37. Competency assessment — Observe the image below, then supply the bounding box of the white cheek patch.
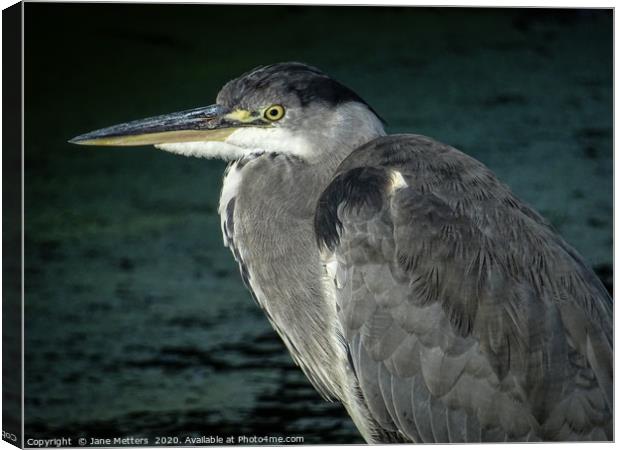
[154,128,313,161]
[155,141,250,160]
[225,127,314,158]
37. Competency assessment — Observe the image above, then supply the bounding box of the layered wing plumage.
[315,134,612,442]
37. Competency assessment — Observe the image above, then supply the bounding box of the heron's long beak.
[69,104,264,147]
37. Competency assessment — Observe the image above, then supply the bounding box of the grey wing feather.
[315,134,613,442]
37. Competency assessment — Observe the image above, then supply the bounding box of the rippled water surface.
[21,5,611,445]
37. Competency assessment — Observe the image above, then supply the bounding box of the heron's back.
[315,133,612,442]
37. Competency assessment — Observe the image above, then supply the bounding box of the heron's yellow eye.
[264,104,285,121]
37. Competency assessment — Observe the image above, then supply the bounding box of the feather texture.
[315,134,613,442]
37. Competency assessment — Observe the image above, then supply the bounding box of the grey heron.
[70,62,612,442]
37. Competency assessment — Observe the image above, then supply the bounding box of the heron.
[70,62,612,442]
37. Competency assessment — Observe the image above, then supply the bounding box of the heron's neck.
[217,155,337,397]
[216,152,369,402]
[216,105,384,399]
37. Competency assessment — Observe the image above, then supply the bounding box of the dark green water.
[23,5,612,445]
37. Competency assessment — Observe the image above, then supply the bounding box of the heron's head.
[70,62,385,162]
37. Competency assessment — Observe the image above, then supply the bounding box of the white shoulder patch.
[388,170,408,193]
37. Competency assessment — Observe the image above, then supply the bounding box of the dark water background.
[22,4,612,445]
